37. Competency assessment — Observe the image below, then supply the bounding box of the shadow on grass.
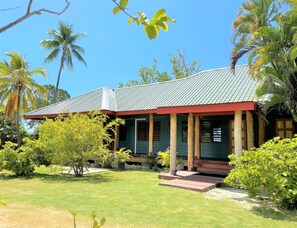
[0,171,117,184]
[251,204,297,222]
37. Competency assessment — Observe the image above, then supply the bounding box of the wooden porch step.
[196,167,230,176]
[194,159,232,175]
[159,174,224,192]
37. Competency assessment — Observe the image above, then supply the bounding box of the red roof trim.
[24,102,256,119]
[116,109,156,116]
[156,102,256,114]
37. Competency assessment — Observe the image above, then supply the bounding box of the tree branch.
[0,6,22,12]
[0,0,70,34]
[112,0,135,20]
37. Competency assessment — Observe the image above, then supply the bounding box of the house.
[24,65,297,175]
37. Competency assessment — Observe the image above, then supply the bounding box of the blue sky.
[0,0,245,97]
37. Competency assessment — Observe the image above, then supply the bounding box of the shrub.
[225,136,297,210]
[38,111,123,177]
[115,148,132,169]
[156,150,170,172]
[0,141,35,176]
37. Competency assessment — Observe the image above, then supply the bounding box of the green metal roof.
[25,65,258,117]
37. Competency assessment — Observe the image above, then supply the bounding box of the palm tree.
[0,52,47,146]
[40,21,87,94]
[231,0,297,120]
[231,0,280,70]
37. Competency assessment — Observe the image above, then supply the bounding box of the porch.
[113,104,259,175]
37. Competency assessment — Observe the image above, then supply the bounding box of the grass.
[0,167,297,227]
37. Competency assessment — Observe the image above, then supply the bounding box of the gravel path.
[205,187,260,209]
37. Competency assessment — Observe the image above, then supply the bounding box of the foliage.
[94,150,115,169]
[112,1,176,39]
[40,21,87,93]
[91,211,106,228]
[141,155,159,171]
[0,141,35,176]
[156,150,170,167]
[232,0,297,121]
[38,112,122,177]
[115,148,132,169]
[0,112,28,148]
[26,84,71,130]
[0,52,46,146]
[225,136,297,210]
[119,49,202,87]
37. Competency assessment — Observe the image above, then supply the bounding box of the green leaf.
[159,16,176,23]
[113,6,121,15]
[152,8,166,20]
[127,17,133,25]
[119,0,128,9]
[155,21,168,32]
[100,217,106,226]
[145,24,158,40]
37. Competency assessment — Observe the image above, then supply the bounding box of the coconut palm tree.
[0,52,47,146]
[231,0,280,70]
[40,21,87,94]
[232,0,297,120]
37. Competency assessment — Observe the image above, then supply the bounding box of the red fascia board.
[116,109,156,116]
[156,102,256,114]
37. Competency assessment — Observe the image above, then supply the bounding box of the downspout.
[134,118,146,154]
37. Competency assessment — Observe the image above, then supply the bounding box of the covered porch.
[113,101,262,175]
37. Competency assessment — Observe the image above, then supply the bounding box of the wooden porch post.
[113,116,119,151]
[194,115,200,159]
[148,113,154,156]
[246,111,254,150]
[170,114,177,175]
[187,113,194,170]
[234,111,243,156]
[258,113,265,146]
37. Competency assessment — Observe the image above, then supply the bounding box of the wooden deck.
[158,171,224,192]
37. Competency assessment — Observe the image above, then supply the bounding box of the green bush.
[0,141,35,176]
[156,150,170,172]
[115,148,132,169]
[142,155,159,171]
[225,136,297,210]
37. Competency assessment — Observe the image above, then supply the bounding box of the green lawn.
[0,167,297,228]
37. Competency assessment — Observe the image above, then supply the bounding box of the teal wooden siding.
[119,114,236,160]
[118,115,170,154]
[200,116,231,160]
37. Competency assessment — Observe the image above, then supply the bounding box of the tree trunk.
[55,57,64,95]
[16,88,21,147]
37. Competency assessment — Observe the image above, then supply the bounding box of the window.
[182,121,188,142]
[119,125,127,141]
[201,120,222,143]
[276,119,294,138]
[138,121,160,141]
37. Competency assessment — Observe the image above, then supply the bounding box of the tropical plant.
[232,0,297,121]
[156,149,170,172]
[40,21,87,93]
[0,52,46,146]
[38,111,123,177]
[115,148,132,169]
[225,136,297,210]
[0,112,28,147]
